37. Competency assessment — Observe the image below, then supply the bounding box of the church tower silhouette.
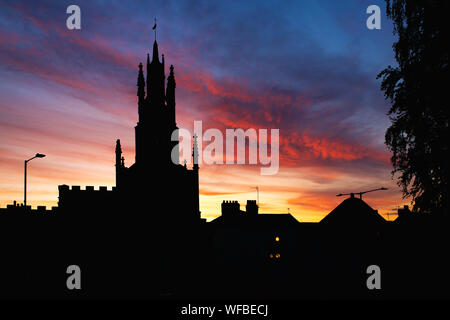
[115,40,200,223]
[59,40,201,225]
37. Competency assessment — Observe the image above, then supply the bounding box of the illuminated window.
[275,236,280,242]
[275,253,280,259]
[269,253,274,259]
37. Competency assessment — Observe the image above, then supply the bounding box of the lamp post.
[24,153,46,207]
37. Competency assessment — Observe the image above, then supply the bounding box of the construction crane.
[336,187,388,200]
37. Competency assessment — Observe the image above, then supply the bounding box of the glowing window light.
[269,253,274,259]
[275,236,280,242]
[275,253,280,259]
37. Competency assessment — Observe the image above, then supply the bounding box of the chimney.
[246,200,258,215]
[221,200,240,217]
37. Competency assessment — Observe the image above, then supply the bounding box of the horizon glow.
[0,0,408,221]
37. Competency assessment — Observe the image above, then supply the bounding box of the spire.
[152,40,160,63]
[168,64,175,82]
[137,62,145,101]
[115,139,123,187]
[162,54,165,95]
[146,28,164,105]
[192,134,199,170]
[146,53,151,98]
[115,139,122,167]
[192,134,200,217]
[116,139,122,153]
[166,64,176,124]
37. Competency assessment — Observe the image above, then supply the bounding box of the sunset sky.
[0,0,408,221]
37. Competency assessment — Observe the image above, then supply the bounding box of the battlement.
[58,184,117,210]
[0,201,58,215]
[58,185,116,192]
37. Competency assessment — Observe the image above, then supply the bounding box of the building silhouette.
[320,195,386,229]
[58,40,201,225]
[1,39,449,300]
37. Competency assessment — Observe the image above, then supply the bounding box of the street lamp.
[24,153,46,207]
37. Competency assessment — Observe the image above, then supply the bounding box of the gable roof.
[320,197,386,227]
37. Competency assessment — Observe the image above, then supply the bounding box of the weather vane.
[153,17,157,41]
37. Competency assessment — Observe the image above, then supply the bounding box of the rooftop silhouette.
[0,36,449,300]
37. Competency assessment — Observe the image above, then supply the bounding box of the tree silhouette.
[378,0,449,214]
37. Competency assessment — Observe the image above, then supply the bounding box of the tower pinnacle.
[115,139,122,162]
[167,64,176,124]
[146,53,151,96]
[193,134,199,169]
[137,62,145,100]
